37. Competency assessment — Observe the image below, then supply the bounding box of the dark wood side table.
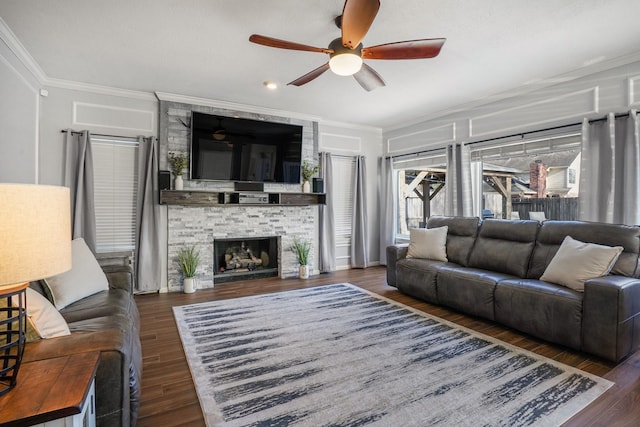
[0,352,99,427]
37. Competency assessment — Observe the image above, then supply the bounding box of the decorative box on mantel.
[160,190,326,207]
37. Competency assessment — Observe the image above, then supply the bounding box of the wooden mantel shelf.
[160,190,326,207]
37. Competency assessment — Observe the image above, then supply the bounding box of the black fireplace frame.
[213,236,279,284]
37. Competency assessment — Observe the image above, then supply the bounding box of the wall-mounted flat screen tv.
[190,112,303,184]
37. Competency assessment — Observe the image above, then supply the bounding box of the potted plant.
[290,238,311,279]
[168,152,187,190]
[177,245,200,293]
[301,160,318,193]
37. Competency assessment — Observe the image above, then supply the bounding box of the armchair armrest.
[582,275,640,362]
[386,245,408,287]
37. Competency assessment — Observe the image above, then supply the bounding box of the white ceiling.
[2,0,640,129]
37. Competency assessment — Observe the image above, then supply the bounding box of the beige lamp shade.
[0,184,72,287]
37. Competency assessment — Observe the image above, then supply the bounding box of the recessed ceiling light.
[263,81,278,90]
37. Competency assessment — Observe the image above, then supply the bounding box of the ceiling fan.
[249,0,446,91]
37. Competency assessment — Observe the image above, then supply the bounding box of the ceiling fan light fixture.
[329,53,363,76]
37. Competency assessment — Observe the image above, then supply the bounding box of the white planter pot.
[302,180,311,193]
[183,277,196,293]
[174,175,184,191]
[299,265,309,279]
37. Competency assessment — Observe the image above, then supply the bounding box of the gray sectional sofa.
[27,264,141,427]
[386,216,640,362]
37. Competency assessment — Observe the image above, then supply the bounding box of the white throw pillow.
[406,226,448,262]
[540,236,623,292]
[44,238,109,310]
[24,287,71,339]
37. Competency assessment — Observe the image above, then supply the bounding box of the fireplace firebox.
[213,236,279,283]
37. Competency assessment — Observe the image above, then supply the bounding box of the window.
[92,137,139,253]
[332,156,355,269]
[393,152,447,238]
[469,129,582,220]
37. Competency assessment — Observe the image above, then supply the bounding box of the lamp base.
[0,282,28,396]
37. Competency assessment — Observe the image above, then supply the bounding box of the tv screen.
[190,112,303,184]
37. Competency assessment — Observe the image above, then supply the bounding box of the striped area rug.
[173,283,612,426]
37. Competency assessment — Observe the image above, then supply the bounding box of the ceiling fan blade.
[249,34,333,54]
[362,38,446,60]
[353,63,385,91]
[341,0,380,49]
[288,63,331,86]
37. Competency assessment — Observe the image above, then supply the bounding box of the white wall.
[0,30,41,183]
[384,60,640,155]
[38,86,158,185]
[319,121,383,266]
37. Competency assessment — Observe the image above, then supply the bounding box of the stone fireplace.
[213,236,279,283]
[166,205,316,291]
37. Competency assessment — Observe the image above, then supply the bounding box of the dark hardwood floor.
[136,266,640,426]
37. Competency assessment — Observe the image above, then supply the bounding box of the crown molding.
[0,16,47,85]
[318,119,382,134]
[1,16,156,101]
[46,77,157,101]
[155,91,321,123]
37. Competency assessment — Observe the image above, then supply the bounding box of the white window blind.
[332,156,355,249]
[92,138,139,253]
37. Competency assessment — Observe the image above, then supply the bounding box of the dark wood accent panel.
[279,192,326,205]
[160,190,223,206]
[136,267,640,427]
[160,190,325,206]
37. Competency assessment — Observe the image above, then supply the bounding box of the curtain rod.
[388,111,632,160]
[61,130,156,140]
[387,146,445,160]
[322,153,356,159]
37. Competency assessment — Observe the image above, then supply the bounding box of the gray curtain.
[378,156,395,265]
[579,110,640,224]
[135,136,162,292]
[351,155,369,268]
[319,152,336,272]
[64,129,97,253]
[445,143,473,216]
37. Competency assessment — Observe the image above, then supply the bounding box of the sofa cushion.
[528,220,640,279]
[495,278,583,350]
[406,226,448,261]
[540,236,623,291]
[436,265,516,320]
[468,219,539,278]
[427,216,480,267]
[44,238,109,310]
[396,258,449,304]
[59,288,134,324]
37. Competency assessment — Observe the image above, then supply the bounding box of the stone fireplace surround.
[167,205,315,290]
[159,100,319,291]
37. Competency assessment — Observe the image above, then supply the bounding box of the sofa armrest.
[97,252,134,294]
[582,275,640,362]
[102,265,134,294]
[386,245,408,287]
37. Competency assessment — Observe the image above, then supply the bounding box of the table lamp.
[0,184,71,395]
